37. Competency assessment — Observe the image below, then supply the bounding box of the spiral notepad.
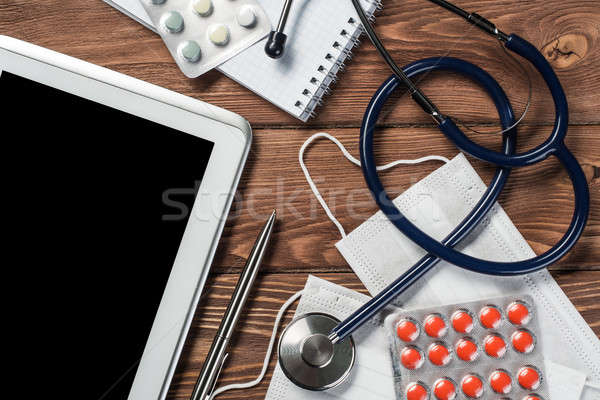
[104,0,383,121]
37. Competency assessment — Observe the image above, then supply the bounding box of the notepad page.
[218,0,381,121]
[103,0,382,121]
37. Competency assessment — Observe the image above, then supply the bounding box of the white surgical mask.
[294,133,600,399]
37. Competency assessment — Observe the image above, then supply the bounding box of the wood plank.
[4,3,598,398]
[166,271,600,399]
[4,2,599,399]
[1,0,598,126]
[210,125,599,272]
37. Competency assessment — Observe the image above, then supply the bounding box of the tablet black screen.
[1,71,214,399]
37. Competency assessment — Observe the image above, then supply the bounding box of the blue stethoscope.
[274,0,590,391]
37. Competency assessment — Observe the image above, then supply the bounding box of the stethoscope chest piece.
[278,313,355,391]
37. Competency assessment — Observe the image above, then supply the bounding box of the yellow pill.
[192,0,213,17]
[208,24,230,46]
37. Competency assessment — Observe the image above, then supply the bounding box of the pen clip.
[206,353,229,400]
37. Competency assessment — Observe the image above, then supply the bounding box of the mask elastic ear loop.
[208,290,305,400]
[299,132,450,238]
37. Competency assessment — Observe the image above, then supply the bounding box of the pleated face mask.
[293,133,600,399]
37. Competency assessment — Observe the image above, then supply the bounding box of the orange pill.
[512,329,535,353]
[489,370,512,394]
[461,374,484,398]
[424,314,448,338]
[479,306,502,329]
[397,319,420,342]
[405,382,429,400]
[428,342,451,366]
[451,310,474,334]
[401,346,424,370]
[456,338,479,362]
[508,302,531,325]
[523,396,543,400]
[518,366,541,390]
[433,378,457,400]
[484,334,507,358]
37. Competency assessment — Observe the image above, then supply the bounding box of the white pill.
[192,0,213,17]
[236,5,257,28]
[180,40,202,62]
[163,11,184,33]
[208,24,230,46]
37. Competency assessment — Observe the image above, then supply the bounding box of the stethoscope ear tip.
[278,312,355,390]
[265,31,288,59]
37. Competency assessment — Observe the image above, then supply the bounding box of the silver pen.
[190,210,277,400]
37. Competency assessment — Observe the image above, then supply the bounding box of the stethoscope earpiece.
[265,31,287,59]
[265,0,293,59]
[278,313,355,391]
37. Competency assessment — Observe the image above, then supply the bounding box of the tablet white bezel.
[0,36,251,400]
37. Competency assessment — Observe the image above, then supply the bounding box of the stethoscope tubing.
[330,56,517,343]
[438,34,568,167]
[359,35,589,276]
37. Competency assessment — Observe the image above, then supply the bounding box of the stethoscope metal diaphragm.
[278,313,355,391]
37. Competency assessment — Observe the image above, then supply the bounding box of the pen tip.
[267,209,277,226]
[262,209,277,235]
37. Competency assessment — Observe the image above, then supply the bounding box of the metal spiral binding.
[298,0,384,121]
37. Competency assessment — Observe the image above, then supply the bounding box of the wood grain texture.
[166,271,600,399]
[212,125,599,272]
[2,2,598,399]
[1,0,599,126]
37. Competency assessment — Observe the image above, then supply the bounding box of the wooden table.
[3,1,598,398]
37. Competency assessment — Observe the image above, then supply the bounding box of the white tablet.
[0,36,250,400]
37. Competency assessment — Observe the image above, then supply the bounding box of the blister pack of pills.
[384,295,548,400]
[140,0,271,78]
